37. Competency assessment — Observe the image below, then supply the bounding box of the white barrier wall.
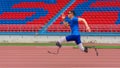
[0,35,120,43]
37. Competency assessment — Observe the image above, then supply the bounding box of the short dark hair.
[69,10,76,16]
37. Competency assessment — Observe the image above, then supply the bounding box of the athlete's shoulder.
[72,16,78,22]
[64,16,70,22]
[73,16,78,19]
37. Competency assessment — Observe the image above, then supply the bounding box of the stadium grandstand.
[0,0,120,43]
[0,0,119,36]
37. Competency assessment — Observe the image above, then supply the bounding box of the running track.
[0,46,120,68]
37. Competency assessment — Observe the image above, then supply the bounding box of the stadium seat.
[0,0,120,34]
[0,0,70,32]
[47,0,120,33]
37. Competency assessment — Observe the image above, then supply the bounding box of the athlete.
[56,10,91,53]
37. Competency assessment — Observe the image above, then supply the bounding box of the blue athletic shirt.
[65,16,80,35]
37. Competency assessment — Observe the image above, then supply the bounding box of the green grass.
[0,43,120,49]
[0,43,75,46]
[73,45,120,49]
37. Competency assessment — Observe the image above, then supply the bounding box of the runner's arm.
[78,18,91,32]
[61,13,69,27]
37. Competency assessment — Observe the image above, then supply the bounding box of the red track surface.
[0,46,120,68]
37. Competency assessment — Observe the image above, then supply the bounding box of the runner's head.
[68,10,75,18]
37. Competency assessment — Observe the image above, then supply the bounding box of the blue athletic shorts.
[66,35,81,45]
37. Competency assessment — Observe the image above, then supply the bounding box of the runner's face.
[68,11,73,18]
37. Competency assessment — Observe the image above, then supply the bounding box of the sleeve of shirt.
[64,16,69,22]
[64,16,70,24]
